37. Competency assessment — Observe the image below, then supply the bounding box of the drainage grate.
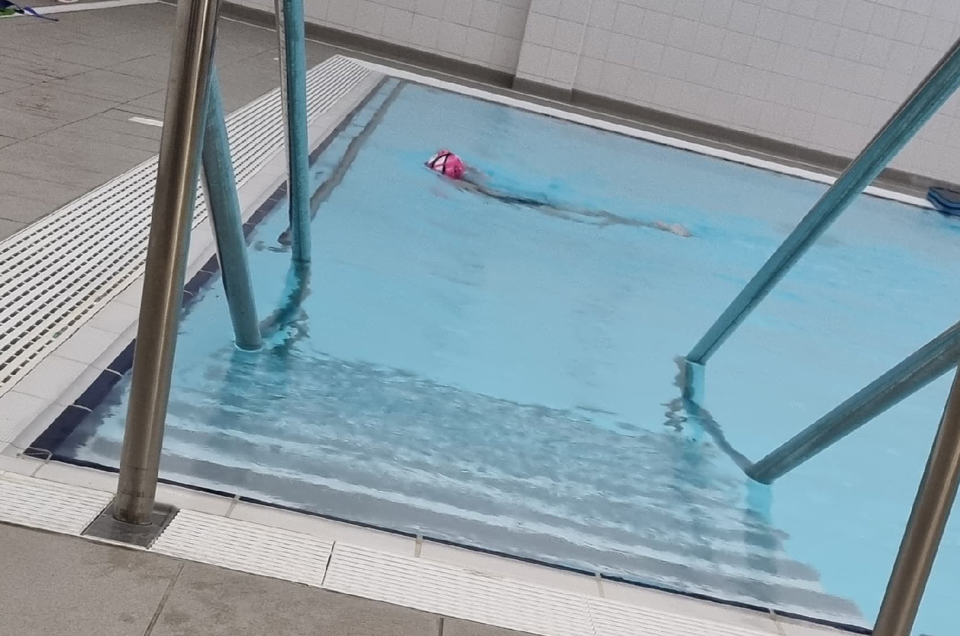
[0,472,113,535]
[151,509,332,586]
[0,56,371,396]
[324,543,783,636]
[324,543,595,636]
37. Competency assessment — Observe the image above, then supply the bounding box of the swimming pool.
[41,78,960,634]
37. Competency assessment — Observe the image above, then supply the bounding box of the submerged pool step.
[86,423,805,570]
[72,420,861,625]
[57,348,864,624]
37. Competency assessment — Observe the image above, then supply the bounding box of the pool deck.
[1,4,866,636]
[0,455,844,636]
[0,1,339,242]
[0,522,456,636]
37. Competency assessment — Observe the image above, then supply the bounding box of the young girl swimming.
[425,150,691,238]
[278,149,691,246]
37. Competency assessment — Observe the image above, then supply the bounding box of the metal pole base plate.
[83,500,178,548]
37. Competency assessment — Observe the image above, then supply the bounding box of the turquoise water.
[60,82,960,633]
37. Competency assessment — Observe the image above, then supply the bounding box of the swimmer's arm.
[652,221,691,238]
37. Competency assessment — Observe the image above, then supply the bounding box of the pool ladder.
[103,0,313,532]
[682,34,960,636]
[92,0,960,632]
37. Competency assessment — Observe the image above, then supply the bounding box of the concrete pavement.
[0,522,524,636]
[0,2,338,241]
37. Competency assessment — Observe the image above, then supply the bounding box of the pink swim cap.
[426,150,465,180]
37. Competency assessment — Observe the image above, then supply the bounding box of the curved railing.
[679,34,960,636]
[747,318,960,484]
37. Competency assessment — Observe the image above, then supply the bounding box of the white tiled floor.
[325,543,598,636]
[0,55,378,406]
[51,324,120,366]
[0,471,112,535]
[10,355,90,403]
[86,298,140,335]
[0,392,48,449]
[229,501,419,555]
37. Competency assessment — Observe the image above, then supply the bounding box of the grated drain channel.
[0,55,370,396]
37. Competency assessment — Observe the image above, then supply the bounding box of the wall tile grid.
[515,0,592,89]
[237,0,533,72]
[232,0,960,181]
[573,0,960,182]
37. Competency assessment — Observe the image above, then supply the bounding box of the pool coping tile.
[601,580,783,635]
[418,543,602,598]
[777,616,856,636]
[229,501,419,556]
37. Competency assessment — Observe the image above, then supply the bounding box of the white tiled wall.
[235,0,532,73]
[567,0,960,182]
[515,0,592,89]
[242,0,960,182]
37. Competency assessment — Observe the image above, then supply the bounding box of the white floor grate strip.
[151,510,332,587]
[588,598,776,636]
[0,472,111,535]
[0,55,371,397]
[0,462,838,636]
[323,543,596,636]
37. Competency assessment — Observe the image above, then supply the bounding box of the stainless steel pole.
[872,366,960,636]
[114,0,223,525]
[273,0,312,263]
[686,36,960,367]
[749,318,960,483]
[202,66,263,351]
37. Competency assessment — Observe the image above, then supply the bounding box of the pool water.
[56,80,960,634]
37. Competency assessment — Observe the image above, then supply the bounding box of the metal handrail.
[114,0,223,525]
[108,4,959,634]
[273,0,311,263]
[748,318,960,483]
[677,37,960,636]
[202,66,263,352]
[114,0,311,523]
[873,366,960,636]
[686,35,960,368]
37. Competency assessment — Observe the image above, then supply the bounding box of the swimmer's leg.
[570,207,691,237]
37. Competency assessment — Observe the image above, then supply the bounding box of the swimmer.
[278,150,690,247]
[425,150,691,238]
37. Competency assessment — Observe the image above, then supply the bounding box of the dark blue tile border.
[24,174,288,464]
[26,78,394,460]
[73,370,123,411]
[107,342,136,375]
